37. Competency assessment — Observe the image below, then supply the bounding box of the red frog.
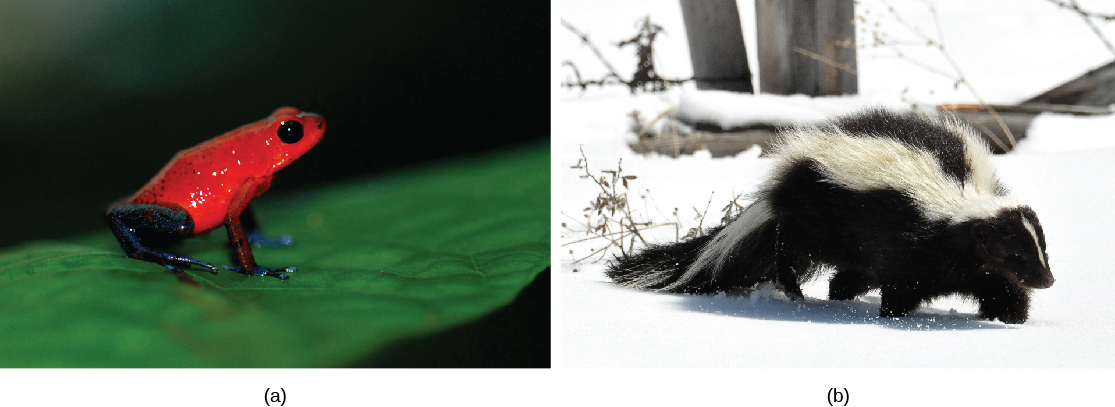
[105,107,326,280]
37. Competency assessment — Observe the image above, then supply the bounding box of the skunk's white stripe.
[951,196,1026,223]
[773,116,1023,223]
[949,117,999,196]
[672,200,774,291]
[1021,217,1047,268]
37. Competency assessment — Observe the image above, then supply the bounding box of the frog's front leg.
[222,182,296,280]
[104,203,219,275]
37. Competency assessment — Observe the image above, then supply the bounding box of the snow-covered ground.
[558,0,1115,367]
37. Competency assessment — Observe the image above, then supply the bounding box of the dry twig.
[1057,0,1115,57]
[561,17,688,94]
[870,0,1016,150]
[563,145,654,263]
[793,47,858,76]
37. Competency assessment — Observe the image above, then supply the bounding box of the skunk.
[607,109,1054,324]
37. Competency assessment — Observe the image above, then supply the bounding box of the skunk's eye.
[278,120,303,144]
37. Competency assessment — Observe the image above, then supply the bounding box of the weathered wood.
[678,0,754,93]
[629,130,774,158]
[1025,60,1115,106]
[938,103,1112,116]
[756,0,857,95]
[938,103,1112,153]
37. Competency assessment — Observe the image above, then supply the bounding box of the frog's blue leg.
[239,205,293,248]
[104,204,219,275]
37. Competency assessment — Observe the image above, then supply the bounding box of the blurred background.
[0,0,547,246]
[0,0,548,367]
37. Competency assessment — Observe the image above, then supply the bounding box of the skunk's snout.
[1039,275,1055,289]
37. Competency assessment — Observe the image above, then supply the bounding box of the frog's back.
[123,107,324,235]
[128,129,272,234]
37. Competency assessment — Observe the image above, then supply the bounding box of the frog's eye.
[278,121,304,144]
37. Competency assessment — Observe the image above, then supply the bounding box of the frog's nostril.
[317,122,323,129]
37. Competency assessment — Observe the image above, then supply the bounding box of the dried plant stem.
[793,47,858,76]
[560,222,676,247]
[874,53,958,81]
[691,192,714,236]
[881,0,1015,150]
[566,145,656,264]
[562,19,624,80]
[636,107,676,137]
[562,17,688,93]
[1046,0,1115,21]
[1067,0,1115,57]
[572,246,611,264]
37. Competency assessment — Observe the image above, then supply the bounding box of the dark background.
[0,0,549,367]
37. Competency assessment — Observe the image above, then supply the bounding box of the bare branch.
[560,223,675,247]
[874,0,1015,149]
[874,53,959,81]
[562,19,624,79]
[1046,0,1115,21]
[793,47,858,76]
[561,16,689,93]
[1066,0,1115,57]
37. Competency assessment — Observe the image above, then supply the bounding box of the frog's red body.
[106,107,326,281]
[128,107,325,234]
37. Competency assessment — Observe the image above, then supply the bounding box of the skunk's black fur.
[606,109,1054,324]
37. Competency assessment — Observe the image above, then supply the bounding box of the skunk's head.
[971,206,1054,289]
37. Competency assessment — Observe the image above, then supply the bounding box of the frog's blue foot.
[246,230,293,248]
[223,265,296,280]
[137,249,219,274]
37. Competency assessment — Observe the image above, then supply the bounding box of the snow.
[559,0,1115,367]
[673,92,907,129]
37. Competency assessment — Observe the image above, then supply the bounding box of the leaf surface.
[0,143,549,367]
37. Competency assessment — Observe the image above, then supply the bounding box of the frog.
[105,107,326,281]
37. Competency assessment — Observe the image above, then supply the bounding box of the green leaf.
[0,143,549,367]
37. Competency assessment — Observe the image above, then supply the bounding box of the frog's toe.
[264,266,296,279]
[260,266,296,279]
[196,261,219,274]
[223,265,294,280]
[142,249,216,274]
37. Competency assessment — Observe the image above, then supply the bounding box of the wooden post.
[756,0,857,95]
[679,0,754,93]
[1024,60,1115,106]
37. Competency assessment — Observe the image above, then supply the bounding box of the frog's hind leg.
[239,205,293,248]
[104,204,218,274]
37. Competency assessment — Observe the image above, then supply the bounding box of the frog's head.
[263,106,326,171]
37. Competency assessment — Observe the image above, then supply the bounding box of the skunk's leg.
[774,222,806,301]
[878,283,924,318]
[973,271,1030,324]
[828,267,877,301]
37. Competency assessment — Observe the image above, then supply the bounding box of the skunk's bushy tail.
[606,200,778,294]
